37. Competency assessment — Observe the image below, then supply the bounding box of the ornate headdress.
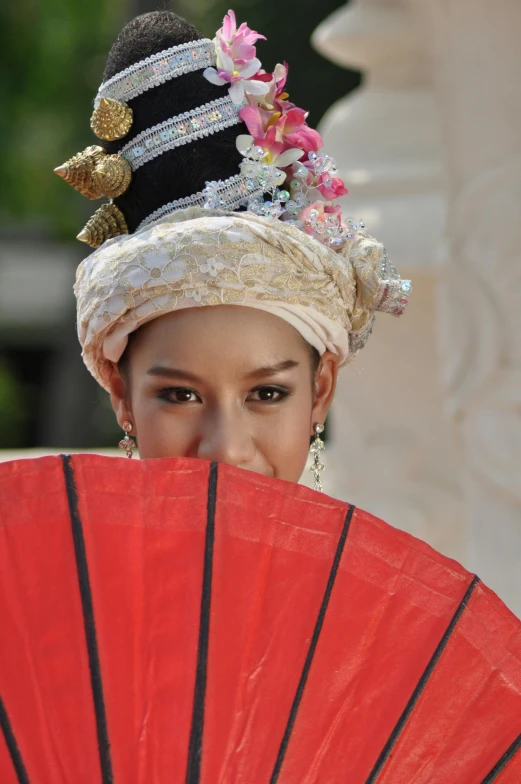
[57,10,411,388]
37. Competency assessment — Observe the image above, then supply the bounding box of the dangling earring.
[118,420,136,458]
[310,423,325,492]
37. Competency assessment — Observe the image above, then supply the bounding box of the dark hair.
[102,11,248,232]
[108,12,322,382]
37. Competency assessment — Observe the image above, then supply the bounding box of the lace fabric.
[75,208,402,389]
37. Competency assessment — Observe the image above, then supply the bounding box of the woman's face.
[109,306,338,483]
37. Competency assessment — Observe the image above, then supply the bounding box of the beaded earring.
[309,423,325,491]
[118,420,136,458]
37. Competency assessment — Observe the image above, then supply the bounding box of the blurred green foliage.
[0,359,28,447]
[0,0,127,239]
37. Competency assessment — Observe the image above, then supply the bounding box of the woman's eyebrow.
[146,365,202,383]
[146,360,299,383]
[244,360,299,379]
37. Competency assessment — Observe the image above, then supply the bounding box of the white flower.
[203,52,269,106]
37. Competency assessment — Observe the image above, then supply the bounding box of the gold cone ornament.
[92,155,132,199]
[54,146,106,200]
[77,203,128,249]
[54,148,132,200]
[90,97,133,141]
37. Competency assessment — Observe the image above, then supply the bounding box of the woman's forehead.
[137,305,307,349]
[130,306,311,371]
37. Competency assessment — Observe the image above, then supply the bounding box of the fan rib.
[61,455,113,784]
[269,503,356,784]
[0,695,30,783]
[185,461,219,784]
[480,732,521,782]
[364,573,480,783]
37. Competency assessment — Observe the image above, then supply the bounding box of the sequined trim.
[94,39,216,107]
[120,97,241,170]
[136,174,265,232]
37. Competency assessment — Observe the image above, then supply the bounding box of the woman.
[67,9,410,480]
[1,9,519,784]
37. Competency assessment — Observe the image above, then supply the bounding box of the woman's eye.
[158,387,200,404]
[249,386,289,402]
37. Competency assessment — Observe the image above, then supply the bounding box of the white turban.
[74,206,410,390]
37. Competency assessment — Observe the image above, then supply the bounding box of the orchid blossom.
[277,108,322,153]
[203,10,269,105]
[247,63,294,113]
[218,9,266,62]
[240,104,322,157]
[236,127,303,169]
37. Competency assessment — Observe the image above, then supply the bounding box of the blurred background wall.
[314,0,521,615]
[0,0,520,613]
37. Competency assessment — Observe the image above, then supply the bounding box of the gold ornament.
[90,97,133,141]
[54,146,106,199]
[77,203,128,249]
[92,155,132,199]
[55,146,132,200]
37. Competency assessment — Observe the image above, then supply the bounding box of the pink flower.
[203,9,269,104]
[278,108,323,153]
[219,9,266,64]
[316,173,348,200]
[240,104,322,157]
[239,104,272,137]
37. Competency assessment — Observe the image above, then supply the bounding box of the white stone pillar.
[408,0,521,614]
[309,0,467,562]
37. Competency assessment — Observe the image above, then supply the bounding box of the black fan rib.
[481,732,521,782]
[365,573,480,783]
[61,454,113,783]
[270,503,356,783]
[0,695,30,783]
[185,461,218,784]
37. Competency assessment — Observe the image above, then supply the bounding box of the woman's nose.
[196,409,256,468]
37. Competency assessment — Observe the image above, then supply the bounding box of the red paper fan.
[0,454,520,784]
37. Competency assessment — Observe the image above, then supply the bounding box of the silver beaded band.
[94,39,216,107]
[136,173,265,232]
[120,96,241,170]
[376,248,412,316]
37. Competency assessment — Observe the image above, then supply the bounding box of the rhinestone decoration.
[283,152,352,250]
[202,175,264,211]
[137,173,264,232]
[239,148,354,251]
[375,248,412,316]
[310,423,325,492]
[120,97,241,171]
[94,39,216,107]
